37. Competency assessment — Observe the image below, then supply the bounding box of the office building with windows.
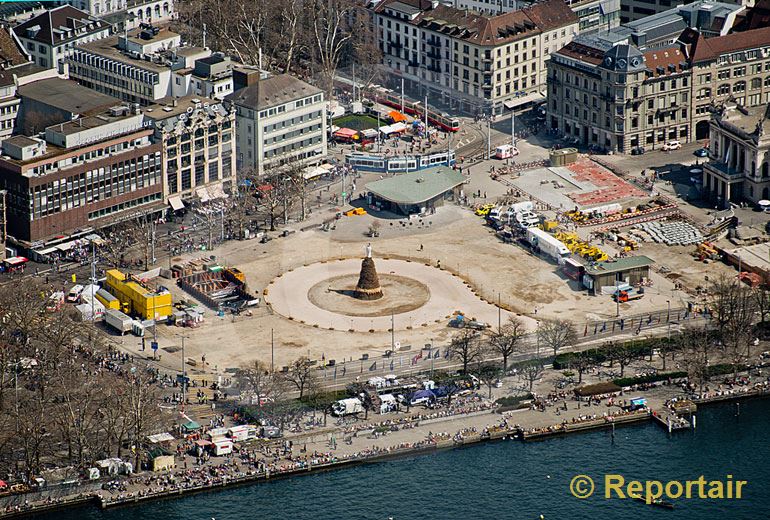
[226,74,326,175]
[0,105,163,243]
[13,5,110,73]
[373,0,578,115]
[145,96,236,208]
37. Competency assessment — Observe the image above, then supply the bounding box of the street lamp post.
[498,292,502,333]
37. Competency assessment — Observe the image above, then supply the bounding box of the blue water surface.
[39,398,770,520]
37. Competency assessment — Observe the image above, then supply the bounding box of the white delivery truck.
[331,397,364,416]
[104,308,133,335]
[228,425,258,442]
[526,227,570,264]
[494,144,519,159]
[206,427,230,442]
[212,439,233,456]
[79,284,100,304]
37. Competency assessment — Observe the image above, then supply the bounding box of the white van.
[66,284,84,303]
[494,144,519,159]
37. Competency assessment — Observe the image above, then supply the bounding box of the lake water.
[40,398,770,520]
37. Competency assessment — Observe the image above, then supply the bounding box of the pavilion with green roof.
[365,167,466,215]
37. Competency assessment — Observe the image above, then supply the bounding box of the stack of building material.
[635,220,704,246]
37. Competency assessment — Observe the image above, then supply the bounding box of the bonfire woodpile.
[354,257,383,300]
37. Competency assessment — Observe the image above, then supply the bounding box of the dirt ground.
[141,204,688,376]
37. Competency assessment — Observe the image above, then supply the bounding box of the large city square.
[2,0,770,517]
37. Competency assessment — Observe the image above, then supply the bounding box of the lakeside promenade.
[4,376,770,519]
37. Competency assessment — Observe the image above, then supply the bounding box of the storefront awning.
[379,122,408,135]
[209,183,228,199]
[196,187,211,203]
[168,196,185,211]
[504,92,545,110]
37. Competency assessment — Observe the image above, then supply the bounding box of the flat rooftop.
[77,34,170,72]
[719,104,770,135]
[726,242,770,273]
[585,255,655,275]
[18,78,119,115]
[366,167,465,205]
[49,110,139,136]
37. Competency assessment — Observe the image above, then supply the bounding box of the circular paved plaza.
[265,258,509,332]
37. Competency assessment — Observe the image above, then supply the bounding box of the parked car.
[662,140,682,151]
[630,146,646,155]
[694,147,709,157]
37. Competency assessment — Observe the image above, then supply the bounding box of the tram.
[345,150,456,173]
[369,87,461,133]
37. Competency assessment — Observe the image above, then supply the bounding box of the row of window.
[256,95,323,119]
[87,192,163,221]
[167,156,232,193]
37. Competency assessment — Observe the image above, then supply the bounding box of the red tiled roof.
[554,41,604,65]
[378,0,576,46]
[644,46,688,77]
[691,26,770,63]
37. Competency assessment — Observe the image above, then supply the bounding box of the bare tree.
[537,319,577,357]
[753,285,770,332]
[605,340,638,378]
[124,372,167,470]
[569,350,597,383]
[680,327,717,394]
[489,316,526,371]
[312,0,354,98]
[710,276,757,373]
[449,329,482,373]
[255,175,297,231]
[520,359,545,392]
[238,360,286,405]
[284,357,317,399]
[475,364,501,399]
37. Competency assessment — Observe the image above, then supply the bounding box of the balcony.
[482,55,493,63]
[481,83,493,91]
[426,38,441,47]
[705,160,745,181]
[426,49,441,59]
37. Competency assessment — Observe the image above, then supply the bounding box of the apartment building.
[546,0,763,152]
[373,0,578,115]
[13,5,111,72]
[226,74,326,175]
[66,25,235,106]
[549,41,690,152]
[145,96,236,208]
[687,26,770,140]
[703,102,770,206]
[0,105,163,243]
[449,0,620,32]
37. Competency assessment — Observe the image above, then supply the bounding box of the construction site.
[174,260,260,314]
